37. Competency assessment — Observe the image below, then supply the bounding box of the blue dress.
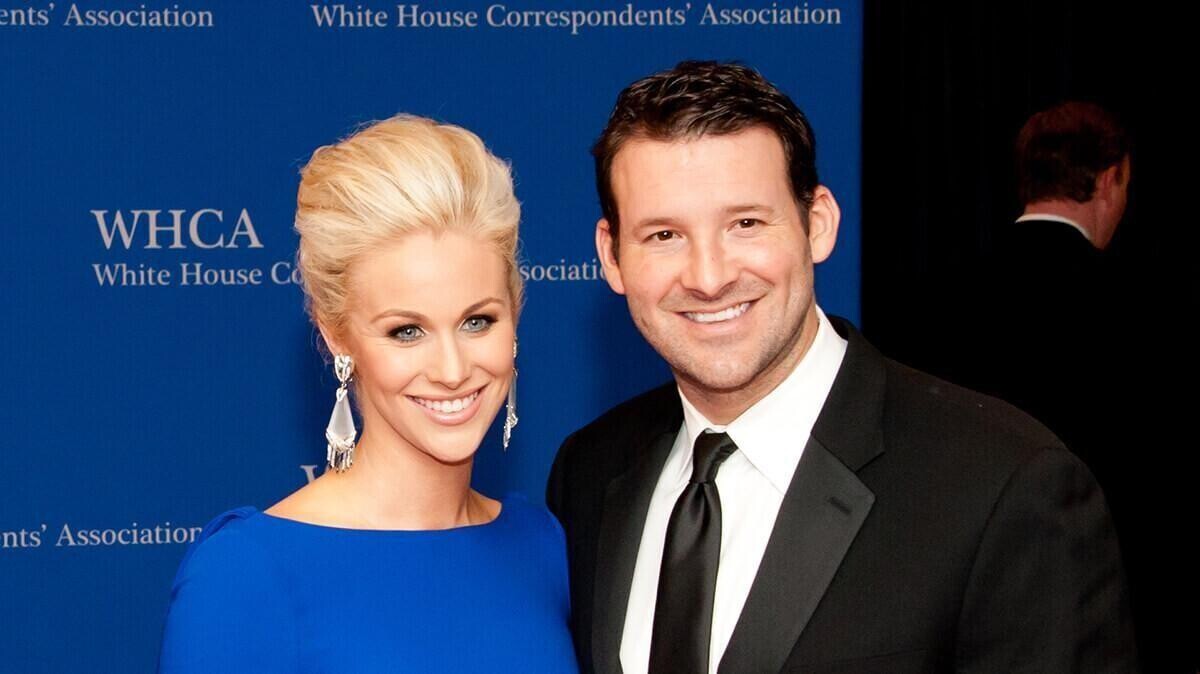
[158,494,579,673]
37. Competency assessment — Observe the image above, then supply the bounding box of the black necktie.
[648,430,738,674]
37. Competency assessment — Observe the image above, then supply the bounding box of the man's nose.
[680,238,737,299]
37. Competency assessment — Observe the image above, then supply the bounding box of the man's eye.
[462,315,496,333]
[391,325,425,342]
[736,218,762,229]
[651,231,676,242]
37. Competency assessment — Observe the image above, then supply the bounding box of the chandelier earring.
[503,341,519,451]
[325,353,357,472]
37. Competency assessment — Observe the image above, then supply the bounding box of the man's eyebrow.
[628,206,777,233]
[722,203,774,216]
[629,216,682,232]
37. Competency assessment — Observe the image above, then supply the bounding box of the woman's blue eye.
[462,315,496,333]
[391,325,425,342]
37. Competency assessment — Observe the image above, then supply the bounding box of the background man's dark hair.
[1016,101,1130,204]
[593,60,819,245]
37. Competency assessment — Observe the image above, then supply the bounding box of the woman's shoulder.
[490,494,572,617]
[160,508,303,673]
[195,506,260,542]
[497,492,550,520]
[496,493,566,545]
[170,507,277,588]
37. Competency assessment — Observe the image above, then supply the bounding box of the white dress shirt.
[619,307,848,674]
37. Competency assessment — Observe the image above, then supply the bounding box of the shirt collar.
[1015,213,1092,243]
[678,306,848,494]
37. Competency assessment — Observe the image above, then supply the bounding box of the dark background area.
[862,2,1196,671]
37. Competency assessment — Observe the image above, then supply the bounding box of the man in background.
[971,102,1195,671]
[979,101,1130,452]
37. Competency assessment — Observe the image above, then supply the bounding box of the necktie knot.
[691,431,737,484]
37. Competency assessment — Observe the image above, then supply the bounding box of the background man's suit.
[548,317,1136,673]
[967,218,1110,458]
[963,217,1189,671]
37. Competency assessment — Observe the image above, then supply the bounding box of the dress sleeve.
[954,447,1139,673]
[157,509,299,674]
[542,502,572,618]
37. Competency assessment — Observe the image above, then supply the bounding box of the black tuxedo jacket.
[547,318,1137,673]
[964,220,1194,670]
[968,219,1111,458]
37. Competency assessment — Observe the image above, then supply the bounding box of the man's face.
[596,127,839,414]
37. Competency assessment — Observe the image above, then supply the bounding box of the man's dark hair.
[1016,101,1130,204]
[593,60,819,244]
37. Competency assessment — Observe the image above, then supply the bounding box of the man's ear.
[806,185,841,264]
[1096,159,1128,200]
[596,218,626,295]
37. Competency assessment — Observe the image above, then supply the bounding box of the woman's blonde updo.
[295,114,523,338]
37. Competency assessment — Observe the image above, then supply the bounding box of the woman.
[158,115,578,673]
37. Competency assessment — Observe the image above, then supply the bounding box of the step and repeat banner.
[0,2,861,671]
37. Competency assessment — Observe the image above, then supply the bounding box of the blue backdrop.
[0,1,861,671]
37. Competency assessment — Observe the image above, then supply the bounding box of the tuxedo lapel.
[719,317,886,672]
[591,429,676,674]
[718,438,875,672]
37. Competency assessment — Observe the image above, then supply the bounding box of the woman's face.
[328,229,515,466]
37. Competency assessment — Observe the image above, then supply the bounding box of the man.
[970,104,1192,671]
[547,62,1137,673]
[1014,101,1131,251]
[976,102,1131,462]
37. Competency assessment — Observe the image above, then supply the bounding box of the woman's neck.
[315,428,486,530]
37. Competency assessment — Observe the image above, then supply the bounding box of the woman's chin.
[412,424,495,467]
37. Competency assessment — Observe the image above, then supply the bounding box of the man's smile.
[682,301,752,324]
